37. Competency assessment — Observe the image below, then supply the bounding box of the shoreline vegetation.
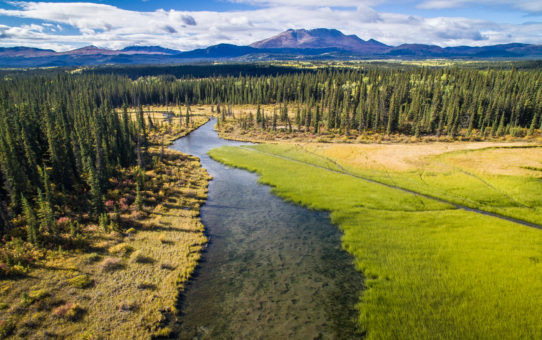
[0,107,210,339]
[209,143,542,339]
[213,103,542,144]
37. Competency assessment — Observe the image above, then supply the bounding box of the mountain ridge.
[1,28,542,67]
[250,28,389,54]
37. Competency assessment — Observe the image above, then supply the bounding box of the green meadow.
[209,144,542,339]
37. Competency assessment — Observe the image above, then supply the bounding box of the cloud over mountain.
[0,1,540,51]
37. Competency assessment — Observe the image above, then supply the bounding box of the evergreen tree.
[21,194,38,244]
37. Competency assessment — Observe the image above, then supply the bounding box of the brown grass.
[301,142,540,173]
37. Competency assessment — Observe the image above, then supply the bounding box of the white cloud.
[418,0,542,12]
[0,1,540,51]
[228,0,383,7]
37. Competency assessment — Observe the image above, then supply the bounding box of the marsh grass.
[210,144,542,339]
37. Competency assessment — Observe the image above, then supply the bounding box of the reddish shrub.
[53,302,84,321]
[105,200,115,210]
[56,217,71,227]
[119,198,129,211]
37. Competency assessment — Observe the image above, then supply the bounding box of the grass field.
[209,144,542,339]
[0,115,210,339]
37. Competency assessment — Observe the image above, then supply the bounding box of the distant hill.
[1,28,542,67]
[58,46,120,56]
[0,47,56,58]
[121,46,181,55]
[177,44,258,59]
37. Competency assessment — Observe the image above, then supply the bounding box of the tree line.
[86,66,542,137]
[0,74,143,243]
[1,64,541,242]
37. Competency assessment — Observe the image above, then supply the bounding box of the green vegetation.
[68,275,93,289]
[210,144,542,339]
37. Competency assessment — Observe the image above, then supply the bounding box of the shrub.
[119,197,130,211]
[21,289,50,306]
[69,275,93,289]
[0,318,15,338]
[105,200,115,210]
[0,239,41,270]
[108,243,134,256]
[130,251,154,264]
[100,258,123,272]
[52,302,84,321]
[85,253,101,263]
[56,217,72,229]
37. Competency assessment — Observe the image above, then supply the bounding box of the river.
[170,119,364,339]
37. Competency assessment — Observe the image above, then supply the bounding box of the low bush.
[52,302,84,321]
[69,275,93,289]
[21,289,50,306]
[130,251,154,264]
[108,243,134,256]
[100,258,123,272]
[84,253,101,263]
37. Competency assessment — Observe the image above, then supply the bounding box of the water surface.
[171,119,364,339]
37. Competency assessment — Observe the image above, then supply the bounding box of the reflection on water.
[171,119,364,339]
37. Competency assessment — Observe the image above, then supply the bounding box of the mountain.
[385,44,447,57]
[176,44,258,59]
[250,28,389,54]
[121,46,181,55]
[0,47,56,58]
[58,46,120,56]
[1,29,542,67]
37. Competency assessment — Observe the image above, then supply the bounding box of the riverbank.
[0,116,210,339]
[209,144,542,339]
[212,104,542,144]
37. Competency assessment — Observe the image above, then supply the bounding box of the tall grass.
[210,144,542,339]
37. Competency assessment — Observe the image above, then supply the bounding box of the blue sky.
[0,0,541,51]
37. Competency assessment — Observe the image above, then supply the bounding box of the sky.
[0,0,541,51]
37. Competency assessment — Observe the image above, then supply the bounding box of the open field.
[0,116,210,339]
[209,143,542,339]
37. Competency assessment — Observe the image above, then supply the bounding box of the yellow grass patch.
[301,142,539,173]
